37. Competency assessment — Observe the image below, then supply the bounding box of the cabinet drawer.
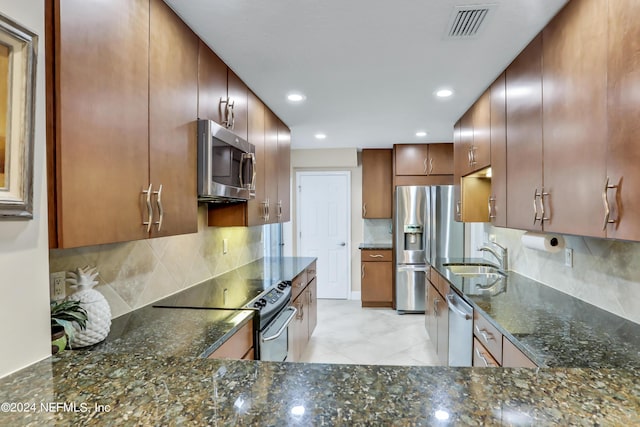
[473,338,500,367]
[306,261,317,282]
[291,270,308,301]
[502,337,537,368]
[208,320,253,360]
[361,249,392,262]
[473,311,503,364]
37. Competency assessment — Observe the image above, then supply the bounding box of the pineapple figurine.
[66,266,111,347]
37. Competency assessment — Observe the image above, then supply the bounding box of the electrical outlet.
[223,238,228,255]
[489,234,497,243]
[565,248,573,268]
[50,271,66,301]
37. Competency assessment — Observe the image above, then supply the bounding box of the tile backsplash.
[363,219,393,243]
[49,206,264,318]
[486,224,640,325]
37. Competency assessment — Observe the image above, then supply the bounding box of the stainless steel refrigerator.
[395,185,464,313]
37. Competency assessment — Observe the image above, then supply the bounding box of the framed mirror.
[0,13,37,219]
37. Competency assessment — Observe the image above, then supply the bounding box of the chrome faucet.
[478,241,508,271]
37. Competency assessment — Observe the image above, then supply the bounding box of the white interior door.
[297,171,350,299]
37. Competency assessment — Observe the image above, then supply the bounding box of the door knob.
[339,242,346,246]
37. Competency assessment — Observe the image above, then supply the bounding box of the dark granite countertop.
[1,353,638,426]
[432,258,640,369]
[89,306,255,358]
[358,242,393,250]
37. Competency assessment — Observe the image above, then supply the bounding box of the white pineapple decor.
[66,266,111,347]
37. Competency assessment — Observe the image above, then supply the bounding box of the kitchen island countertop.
[0,352,638,426]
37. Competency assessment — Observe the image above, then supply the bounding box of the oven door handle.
[261,306,297,342]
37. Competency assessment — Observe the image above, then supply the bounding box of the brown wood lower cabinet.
[502,337,537,368]
[207,320,254,360]
[425,273,448,366]
[360,249,393,307]
[288,263,317,362]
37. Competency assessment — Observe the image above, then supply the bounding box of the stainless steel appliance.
[154,277,295,361]
[197,119,256,202]
[394,185,463,313]
[446,290,473,367]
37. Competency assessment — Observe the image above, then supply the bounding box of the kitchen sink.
[444,263,506,277]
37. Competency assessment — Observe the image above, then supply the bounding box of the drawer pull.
[475,324,495,343]
[369,254,384,258]
[475,347,491,367]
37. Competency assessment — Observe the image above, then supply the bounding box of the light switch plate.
[565,248,573,268]
[50,271,66,301]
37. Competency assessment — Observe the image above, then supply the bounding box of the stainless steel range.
[154,278,295,361]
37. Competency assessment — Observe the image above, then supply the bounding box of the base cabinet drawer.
[473,338,499,367]
[473,311,503,364]
[208,321,254,360]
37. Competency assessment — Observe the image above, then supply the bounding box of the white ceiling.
[164,0,568,150]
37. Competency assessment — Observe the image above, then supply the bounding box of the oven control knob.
[277,283,286,290]
[253,301,263,309]
[258,298,267,307]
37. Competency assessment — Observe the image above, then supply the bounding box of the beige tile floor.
[299,299,440,366]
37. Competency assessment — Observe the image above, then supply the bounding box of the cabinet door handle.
[467,148,472,167]
[153,184,164,232]
[277,201,283,219]
[361,264,365,279]
[488,196,496,219]
[434,298,439,316]
[471,146,477,165]
[429,157,434,175]
[423,158,428,175]
[221,97,235,129]
[533,188,540,225]
[540,188,550,224]
[142,184,153,233]
[602,176,618,230]
[362,202,367,217]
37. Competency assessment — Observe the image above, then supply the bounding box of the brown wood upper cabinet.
[50,0,198,248]
[198,43,248,140]
[276,118,291,223]
[395,144,453,176]
[362,149,392,219]
[505,34,544,232]
[606,0,640,241]
[455,90,490,178]
[542,0,607,238]
[489,73,507,228]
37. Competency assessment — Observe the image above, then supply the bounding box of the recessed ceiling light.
[416,131,428,137]
[287,93,306,102]
[435,89,454,98]
[314,133,327,140]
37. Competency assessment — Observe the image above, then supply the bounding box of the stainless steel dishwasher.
[446,290,473,367]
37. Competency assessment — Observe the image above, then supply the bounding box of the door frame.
[295,170,352,299]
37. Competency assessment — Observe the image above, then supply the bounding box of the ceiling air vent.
[446,4,496,39]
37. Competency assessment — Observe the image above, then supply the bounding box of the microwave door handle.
[249,153,256,191]
[239,153,246,189]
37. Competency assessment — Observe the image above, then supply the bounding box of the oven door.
[259,306,297,362]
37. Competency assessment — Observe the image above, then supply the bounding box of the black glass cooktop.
[153,276,275,310]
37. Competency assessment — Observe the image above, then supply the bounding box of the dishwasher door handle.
[446,294,471,320]
[261,306,297,342]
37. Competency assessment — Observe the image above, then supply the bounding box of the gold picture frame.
[0,12,37,219]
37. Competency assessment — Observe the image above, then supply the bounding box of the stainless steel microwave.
[197,119,256,202]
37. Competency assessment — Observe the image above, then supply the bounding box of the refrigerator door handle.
[397,265,429,272]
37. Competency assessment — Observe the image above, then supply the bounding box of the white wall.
[0,0,51,378]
